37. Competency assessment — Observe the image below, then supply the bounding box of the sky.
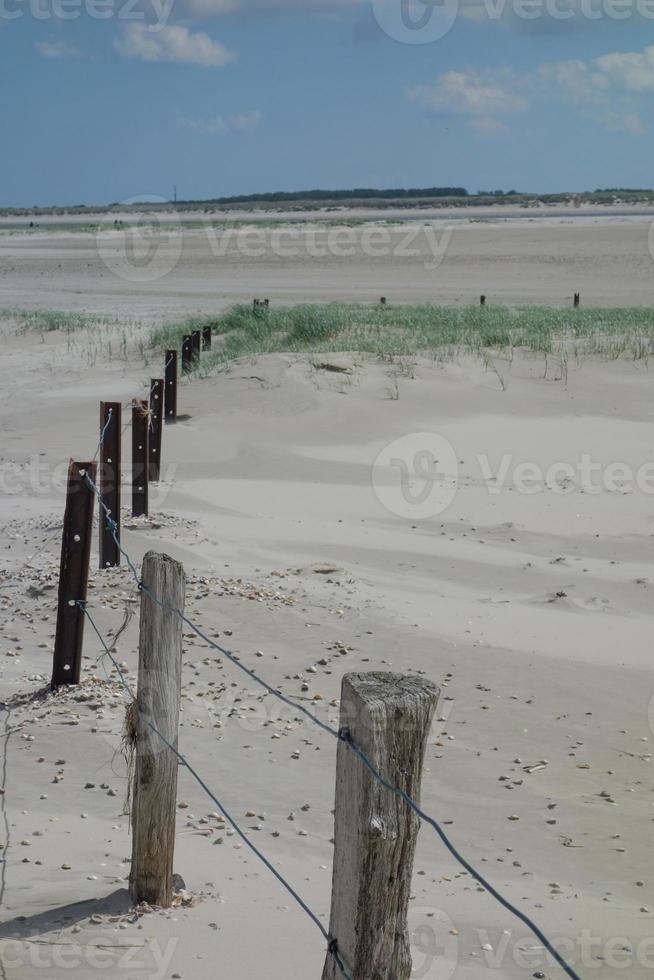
[2,0,654,206]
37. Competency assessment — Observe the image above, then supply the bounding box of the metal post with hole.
[51,460,98,689]
[148,379,163,482]
[322,672,439,980]
[132,399,149,518]
[99,402,122,570]
[165,350,178,421]
[181,335,193,374]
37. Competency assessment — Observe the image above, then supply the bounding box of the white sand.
[1,223,654,978]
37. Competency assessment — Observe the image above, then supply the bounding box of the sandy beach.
[1,210,654,980]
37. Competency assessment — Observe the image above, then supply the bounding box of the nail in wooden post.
[191,330,201,364]
[148,379,164,483]
[181,335,193,374]
[132,399,149,518]
[202,325,212,351]
[322,672,439,980]
[52,460,97,689]
[130,551,186,908]
[480,295,486,306]
[165,350,178,422]
[99,402,122,570]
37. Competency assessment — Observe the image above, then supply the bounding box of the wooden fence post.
[132,399,149,518]
[480,295,486,306]
[51,460,97,689]
[181,335,193,374]
[130,552,186,908]
[165,350,178,422]
[148,379,163,482]
[322,672,439,980]
[99,402,121,570]
[574,292,580,308]
[202,325,212,351]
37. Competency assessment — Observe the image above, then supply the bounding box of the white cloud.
[594,47,654,92]
[35,40,82,59]
[116,24,236,66]
[407,69,528,135]
[178,109,262,135]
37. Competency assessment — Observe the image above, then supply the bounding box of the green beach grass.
[149,303,654,375]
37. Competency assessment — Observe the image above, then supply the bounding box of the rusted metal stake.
[181,335,193,374]
[52,460,97,689]
[165,350,178,422]
[149,379,164,482]
[202,325,212,351]
[191,330,201,364]
[132,399,149,518]
[99,402,122,570]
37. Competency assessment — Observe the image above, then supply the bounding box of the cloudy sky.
[2,0,654,205]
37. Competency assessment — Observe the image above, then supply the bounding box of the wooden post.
[480,295,486,306]
[380,296,387,306]
[132,399,149,518]
[51,460,98,689]
[574,292,580,308]
[191,330,201,364]
[148,379,164,482]
[165,350,178,422]
[130,552,186,908]
[181,335,193,374]
[202,325,212,351]
[322,672,439,980]
[99,402,121,570]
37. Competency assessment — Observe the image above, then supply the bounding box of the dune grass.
[0,308,130,334]
[149,303,654,375]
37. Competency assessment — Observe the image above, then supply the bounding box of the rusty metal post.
[165,350,178,421]
[52,460,97,688]
[99,402,122,570]
[191,330,201,364]
[149,379,164,482]
[132,399,149,518]
[202,325,212,351]
[181,335,193,374]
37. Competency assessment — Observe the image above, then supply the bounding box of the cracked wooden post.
[130,551,186,908]
[322,672,439,980]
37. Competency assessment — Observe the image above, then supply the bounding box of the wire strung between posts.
[78,602,351,980]
[92,407,113,462]
[84,474,582,980]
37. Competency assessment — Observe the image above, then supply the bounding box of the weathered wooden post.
[181,335,193,374]
[132,399,149,518]
[380,296,387,306]
[130,552,186,907]
[480,295,486,306]
[99,402,121,569]
[574,292,580,308]
[202,325,212,351]
[165,350,178,422]
[51,460,98,688]
[148,379,163,482]
[322,672,439,980]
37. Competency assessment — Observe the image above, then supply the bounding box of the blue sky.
[2,0,654,206]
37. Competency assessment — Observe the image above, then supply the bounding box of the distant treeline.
[176,187,470,206]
